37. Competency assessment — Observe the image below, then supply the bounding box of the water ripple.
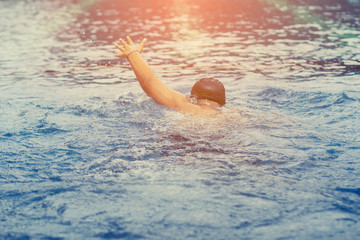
[1,0,360,239]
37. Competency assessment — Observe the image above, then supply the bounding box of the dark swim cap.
[191,78,226,106]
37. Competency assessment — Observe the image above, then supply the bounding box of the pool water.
[1,0,360,239]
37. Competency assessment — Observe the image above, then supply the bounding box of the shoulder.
[157,90,219,116]
[178,98,220,116]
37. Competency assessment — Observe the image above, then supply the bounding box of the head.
[190,78,226,106]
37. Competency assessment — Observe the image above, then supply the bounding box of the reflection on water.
[1,0,360,239]
[54,0,360,83]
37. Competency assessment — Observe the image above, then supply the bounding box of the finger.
[139,38,147,52]
[126,36,134,46]
[119,38,129,48]
[115,43,125,52]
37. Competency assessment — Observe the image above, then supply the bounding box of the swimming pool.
[1,0,359,239]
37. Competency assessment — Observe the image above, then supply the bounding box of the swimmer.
[115,36,226,115]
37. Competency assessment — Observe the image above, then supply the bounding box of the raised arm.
[115,36,196,112]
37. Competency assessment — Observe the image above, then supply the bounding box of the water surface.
[1,0,360,239]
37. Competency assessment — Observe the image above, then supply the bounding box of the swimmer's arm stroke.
[115,36,198,113]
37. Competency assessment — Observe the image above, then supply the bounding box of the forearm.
[115,36,190,111]
[126,51,180,107]
[127,51,159,94]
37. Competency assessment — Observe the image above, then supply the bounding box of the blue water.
[1,0,360,239]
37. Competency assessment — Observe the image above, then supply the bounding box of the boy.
[115,36,226,115]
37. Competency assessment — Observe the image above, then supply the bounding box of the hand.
[114,36,147,58]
